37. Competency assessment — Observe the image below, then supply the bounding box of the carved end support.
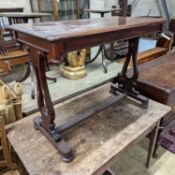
[33,117,74,162]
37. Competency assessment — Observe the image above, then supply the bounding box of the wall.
[90,0,105,18]
[90,0,175,19]
[166,0,175,18]
[0,0,31,12]
[129,0,161,17]
[131,0,175,18]
[90,0,158,18]
[1,0,175,19]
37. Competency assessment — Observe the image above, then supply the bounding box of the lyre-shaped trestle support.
[111,38,149,108]
[31,49,73,162]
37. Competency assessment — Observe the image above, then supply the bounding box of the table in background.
[84,8,122,73]
[7,84,171,175]
[0,12,51,23]
[84,8,121,18]
[0,12,56,99]
[0,7,24,13]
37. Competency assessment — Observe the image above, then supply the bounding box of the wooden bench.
[6,84,170,175]
[137,51,175,154]
[118,47,168,65]
[118,30,174,66]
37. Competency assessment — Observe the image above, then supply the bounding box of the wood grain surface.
[137,51,175,113]
[7,84,171,175]
[9,17,165,42]
[138,51,175,89]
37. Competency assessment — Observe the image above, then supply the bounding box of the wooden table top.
[0,7,24,13]
[84,8,121,14]
[138,51,175,89]
[7,84,171,175]
[9,16,165,42]
[0,12,51,18]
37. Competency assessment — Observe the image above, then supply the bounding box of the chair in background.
[0,36,29,75]
[0,7,29,75]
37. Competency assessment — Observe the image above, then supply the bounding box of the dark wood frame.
[0,8,24,13]
[11,17,165,162]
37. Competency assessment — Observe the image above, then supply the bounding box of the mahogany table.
[10,16,165,162]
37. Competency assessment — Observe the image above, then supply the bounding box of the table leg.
[42,52,57,82]
[16,61,36,99]
[111,37,149,107]
[85,45,110,73]
[146,120,161,168]
[23,18,28,23]
[30,49,73,162]
[85,46,102,64]
[152,118,164,158]
[101,13,105,18]
[30,62,36,99]
[16,62,31,83]
[102,169,115,175]
[102,45,108,73]
[17,57,57,99]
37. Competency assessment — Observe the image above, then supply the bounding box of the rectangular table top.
[0,12,51,18]
[9,16,165,42]
[7,84,171,175]
[84,8,121,14]
[0,7,24,13]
